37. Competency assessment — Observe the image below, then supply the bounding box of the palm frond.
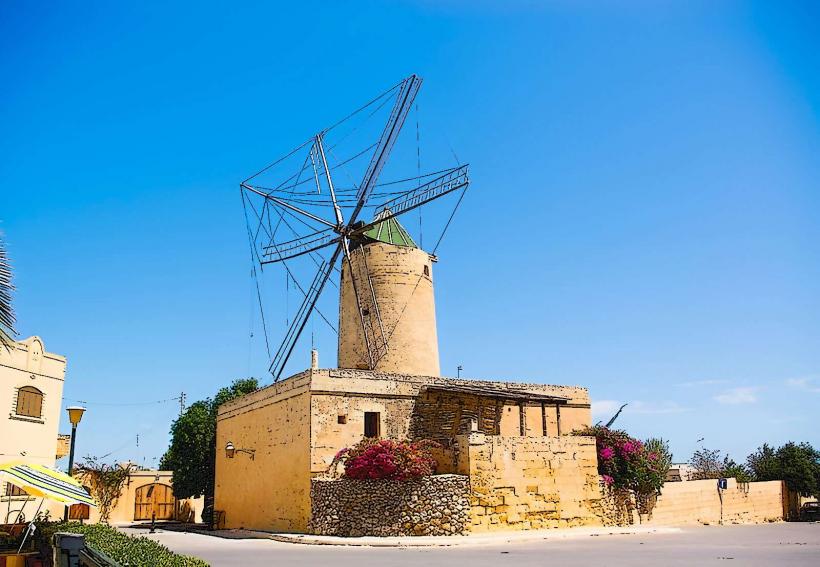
[0,235,16,350]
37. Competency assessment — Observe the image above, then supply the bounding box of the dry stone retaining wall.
[309,474,470,536]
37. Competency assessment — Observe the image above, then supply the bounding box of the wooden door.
[134,483,177,521]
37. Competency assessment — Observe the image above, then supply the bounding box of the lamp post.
[63,406,86,521]
[225,442,254,460]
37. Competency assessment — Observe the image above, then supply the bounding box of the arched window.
[16,386,43,418]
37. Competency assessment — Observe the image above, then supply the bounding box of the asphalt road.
[129,522,820,566]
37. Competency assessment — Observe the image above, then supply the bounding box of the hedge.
[36,522,208,567]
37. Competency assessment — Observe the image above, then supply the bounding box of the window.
[337,415,347,425]
[423,265,430,276]
[364,412,380,438]
[16,386,43,418]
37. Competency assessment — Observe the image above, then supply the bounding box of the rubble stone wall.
[309,474,470,536]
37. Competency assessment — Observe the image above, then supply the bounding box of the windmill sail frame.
[241,74,470,381]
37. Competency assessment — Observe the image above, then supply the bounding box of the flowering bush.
[331,438,440,480]
[576,426,670,500]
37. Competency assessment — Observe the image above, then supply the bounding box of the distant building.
[72,468,204,525]
[666,463,697,482]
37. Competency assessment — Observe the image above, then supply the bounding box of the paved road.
[128,523,820,566]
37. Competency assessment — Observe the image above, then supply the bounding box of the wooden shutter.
[16,386,43,418]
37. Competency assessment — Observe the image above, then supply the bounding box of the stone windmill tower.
[240,74,468,380]
[338,211,439,376]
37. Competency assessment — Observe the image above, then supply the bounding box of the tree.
[749,442,820,497]
[75,457,137,524]
[690,448,724,480]
[0,235,17,349]
[159,378,259,521]
[747,444,779,481]
[644,438,673,480]
[690,447,750,481]
[721,459,751,483]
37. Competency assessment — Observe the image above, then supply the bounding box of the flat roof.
[423,384,570,403]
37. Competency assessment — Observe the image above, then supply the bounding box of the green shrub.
[36,522,207,567]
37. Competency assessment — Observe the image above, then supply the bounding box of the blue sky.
[1,1,818,469]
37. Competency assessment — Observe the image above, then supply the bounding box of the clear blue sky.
[2,1,818,469]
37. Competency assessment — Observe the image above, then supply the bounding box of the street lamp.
[63,406,85,521]
[225,441,255,460]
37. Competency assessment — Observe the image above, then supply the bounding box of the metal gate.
[134,483,176,520]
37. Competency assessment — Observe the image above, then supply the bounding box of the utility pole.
[179,392,186,416]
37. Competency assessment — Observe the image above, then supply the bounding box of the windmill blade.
[348,74,423,225]
[261,228,341,264]
[269,243,343,380]
[353,165,470,234]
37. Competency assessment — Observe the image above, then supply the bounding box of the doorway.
[134,483,177,520]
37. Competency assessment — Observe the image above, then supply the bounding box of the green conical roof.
[362,210,417,248]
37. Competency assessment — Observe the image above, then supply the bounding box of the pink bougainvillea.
[575,425,668,498]
[620,440,643,456]
[331,438,440,481]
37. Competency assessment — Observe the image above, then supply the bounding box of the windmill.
[241,74,469,381]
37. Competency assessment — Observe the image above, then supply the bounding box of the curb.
[263,526,683,547]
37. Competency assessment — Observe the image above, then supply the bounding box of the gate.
[134,483,177,520]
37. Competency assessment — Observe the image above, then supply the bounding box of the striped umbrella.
[0,462,96,506]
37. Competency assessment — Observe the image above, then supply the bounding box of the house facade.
[0,336,68,521]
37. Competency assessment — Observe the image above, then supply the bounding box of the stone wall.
[599,478,787,526]
[309,474,470,536]
[458,433,604,531]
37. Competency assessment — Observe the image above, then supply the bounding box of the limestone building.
[0,336,69,519]
[214,215,604,533]
[215,212,792,534]
[215,368,594,532]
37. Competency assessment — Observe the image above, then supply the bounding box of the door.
[134,483,177,521]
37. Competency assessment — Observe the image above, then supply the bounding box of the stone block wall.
[309,474,471,536]
[599,478,787,526]
[651,478,785,525]
[458,433,604,531]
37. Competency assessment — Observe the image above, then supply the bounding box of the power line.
[61,395,181,407]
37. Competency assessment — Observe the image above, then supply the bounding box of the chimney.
[311,349,319,370]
